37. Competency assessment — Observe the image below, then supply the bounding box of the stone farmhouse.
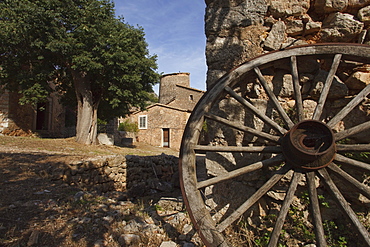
[122,72,204,150]
[0,89,74,137]
[0,72,204,149]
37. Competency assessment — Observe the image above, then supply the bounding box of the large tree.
[0,0,159,144]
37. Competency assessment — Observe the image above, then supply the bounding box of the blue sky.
[114,0,207,94]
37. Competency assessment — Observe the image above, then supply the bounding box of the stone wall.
[167,85,204,111]
[0,90,11,133]
[0,91,35,136]
[203,0,370,159]
[0,89,68,137]
[159,73,191,105]
[205,0,370,87]
[49,154,179,198]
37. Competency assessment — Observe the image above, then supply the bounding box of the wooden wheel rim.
[179,44,370,247]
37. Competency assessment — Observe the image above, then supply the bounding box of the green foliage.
[0,0,160,126]
[146,92,159,104]
[287,206,315,242]
[97,119,108,126]
[338,236,348,247]
[300,191,330,208]
[324,220,348,246]
[202,120,209,133]
[338,139,370,163]
[18,83,49,107]
[344,151,370,163]
[153,204,163,211]
[97,118,108,133]
[253,215,287,246]
[255,232,271,246]
[254,231,287,246]
[118,120,138,133]
[317,194,330,208]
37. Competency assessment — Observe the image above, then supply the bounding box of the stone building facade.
[123,72,204,150]
[0,89,70,137]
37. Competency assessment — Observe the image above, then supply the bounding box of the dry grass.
[0,135,179,157]
[0,135,181,247]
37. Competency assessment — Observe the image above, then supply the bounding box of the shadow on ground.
[0,151,201,247]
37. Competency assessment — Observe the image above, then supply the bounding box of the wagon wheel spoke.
[290,55,304,122]
[327,163,370,199]
[254,67,295,128]
[313,54,342,121]
[216,165,292,232]
[193,145,282,153]
[334,154,370,172]
[196,154,285,189]
[306,171,326,246]
[268,171,302,247]
[327,83,370,128]
[224,86,288,135]
[317,168,370,245]
[204,113,280,143]
[336,144,370,152]
[334,121,370,141]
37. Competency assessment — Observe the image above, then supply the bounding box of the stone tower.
[159,72,190,105]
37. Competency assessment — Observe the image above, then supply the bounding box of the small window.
[138,115,147,129]
[189,95,194,101]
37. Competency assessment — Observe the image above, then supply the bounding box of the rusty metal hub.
[282,120,336,170]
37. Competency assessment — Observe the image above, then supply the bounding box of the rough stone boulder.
[310,70,349,99]
[358,5,370,22]
[264,20,287,50]
[285,15,321,36]
[314,0,349,13]
[205,0,267,35]
[345,71,370,90]
[315,0,370,13]
[267,0,310,18]
[319,12,364,42]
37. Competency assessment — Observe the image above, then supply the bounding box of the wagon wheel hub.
[282,120,336,170]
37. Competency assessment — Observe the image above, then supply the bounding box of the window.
[138,115,147,129]
[189,94,194,101]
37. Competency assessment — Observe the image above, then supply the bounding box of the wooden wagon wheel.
[179,44,370,246]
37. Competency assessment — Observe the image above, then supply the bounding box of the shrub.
[118,120,138,133]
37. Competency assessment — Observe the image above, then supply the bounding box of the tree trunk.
[72,70,100,145]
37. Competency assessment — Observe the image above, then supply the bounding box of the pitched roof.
[130,103,191,115]
[175,84,205,93]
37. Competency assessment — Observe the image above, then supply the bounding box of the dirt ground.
[0,136,181,246]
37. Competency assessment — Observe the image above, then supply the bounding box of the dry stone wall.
[205,0,370,87]
[49,154,179,197]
